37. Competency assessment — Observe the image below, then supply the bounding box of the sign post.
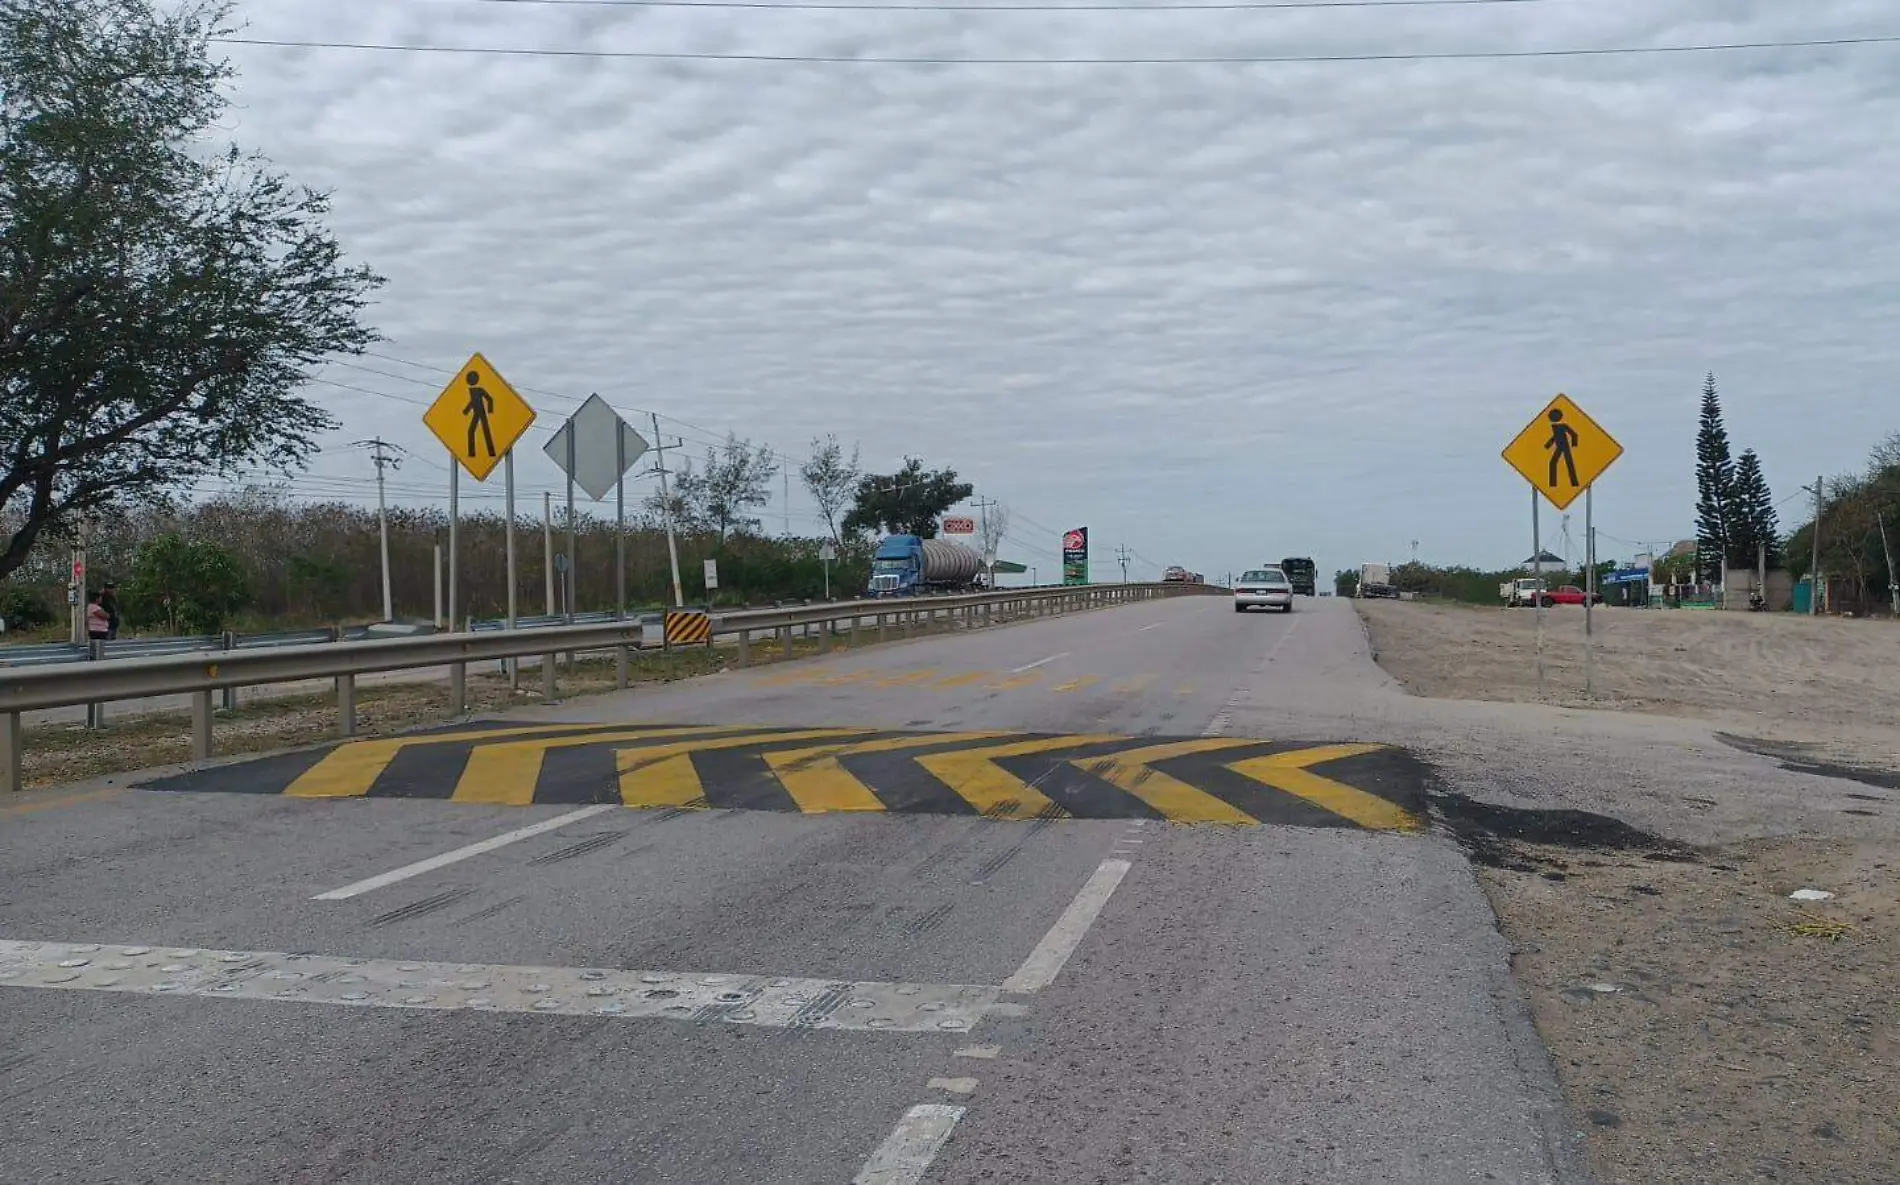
[819,540,837,601]
[1502,392,1624,698]
[544,394,650,622]
[423,352,539,647]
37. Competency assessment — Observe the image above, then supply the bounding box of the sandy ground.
[1362,599,1899,1185]
[1360,599,1900,774]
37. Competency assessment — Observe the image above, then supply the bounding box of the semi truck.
[1279,557,1317,596]
[1358,563,1396,599]
[866,535,983,597]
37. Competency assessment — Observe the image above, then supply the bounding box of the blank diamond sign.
[545,394,650,501]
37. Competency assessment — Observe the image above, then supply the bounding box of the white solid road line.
[1009,651,1069,674]
[853,1104,966,1185]
[1137,621,1167,632]
[312,805,617,900]
[0,939,999,1032]
[1001,858,1131,993]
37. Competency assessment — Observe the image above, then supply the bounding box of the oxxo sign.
[942,517,977,535]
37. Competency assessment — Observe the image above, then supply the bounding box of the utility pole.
[783,468,791,537]
[68,517,90,645]
[1806,476,1824,616]
[652,413,685,608]
[1115,544,1132,583]
[352,438,404,621]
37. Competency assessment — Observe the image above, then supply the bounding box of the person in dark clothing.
[99,581,121,639]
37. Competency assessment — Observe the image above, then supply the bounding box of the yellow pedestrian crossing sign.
[1502,393,1622,511]
[422,353,535,481]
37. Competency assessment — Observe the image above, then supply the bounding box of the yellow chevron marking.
[918,735,1119,819]
[1071,738,1260,824]
[448,726,754,806]
[618,729,867,808]
[1225,744,1419,831]
[1051,676,1100,694]
[816,670,881,686]
[930,671,995,691]
[283,724,619,799]
[985,673,1043,692]
[763,732,1009,813]
[873,669,940,688]
[619,754,708,809]
[1109,675,1156,694]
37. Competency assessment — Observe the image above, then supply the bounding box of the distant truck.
[1279,557,1317,596]
[1499,577,1544,607]
[866,535,982,597]
[1358,563,1396,599]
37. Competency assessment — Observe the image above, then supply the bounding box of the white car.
[1234,568,1294,613]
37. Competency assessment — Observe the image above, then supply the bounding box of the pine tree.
[1728,449,1780,569]
[1694,372,1735,580]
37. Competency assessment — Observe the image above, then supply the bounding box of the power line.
[215,32,1900,65]
[468,0,1557,10]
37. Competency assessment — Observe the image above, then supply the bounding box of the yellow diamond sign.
[422,353,536,482]
[1502,393,1623,511]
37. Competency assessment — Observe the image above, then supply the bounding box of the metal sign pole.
[1532,486,1544,694]
[505,450,519,688]
[448,463,460,632]
[1584,486,1594,698]
[565,429,578,623]
[616,431,628,619]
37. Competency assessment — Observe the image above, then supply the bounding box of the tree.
[0,0,382,584]
[842,458,974,539]
[642,459,709,536]
[123,532,250,633]
[696,434,779,541]
[1727,449,1780,570]
[1693,373,1735,580]
[1334,569,1360,597]
[978,502,1010,567]
[800,434,860,545]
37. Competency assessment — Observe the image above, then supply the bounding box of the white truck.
[1499,577,1545,607]
[1358,563,1396,599]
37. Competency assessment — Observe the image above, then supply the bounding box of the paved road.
[0,594,1583,1184]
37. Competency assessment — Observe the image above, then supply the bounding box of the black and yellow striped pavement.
[138,722,1427,830]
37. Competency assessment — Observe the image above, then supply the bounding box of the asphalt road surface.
[1,594,1584,1184]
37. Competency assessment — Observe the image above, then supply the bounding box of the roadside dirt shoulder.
[1358,599,1900,1184]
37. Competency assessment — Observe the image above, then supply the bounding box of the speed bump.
[138,724,1427,831]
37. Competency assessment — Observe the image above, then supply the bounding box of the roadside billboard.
[1062,527,1089,585]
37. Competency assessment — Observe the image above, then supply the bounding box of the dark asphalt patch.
[1430,789,1698,873]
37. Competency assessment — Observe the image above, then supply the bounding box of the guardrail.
[0,625,391,670]
[0,582,1221,793]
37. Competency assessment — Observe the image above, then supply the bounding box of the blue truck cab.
[868,534,926,597]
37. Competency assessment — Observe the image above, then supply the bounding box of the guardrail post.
[877,612,887,642]
[847,615,860,648]
[449,661,466,717]
[616,644,630,690]
[219,632,238,711]
[543,652,557,701]
[818,620,831,653]
[85,639,106,730]
[2,711,20,795]
[737,630,751,668]
[781,625,794,659]
[337,674,356,737]
[190,690,213,761]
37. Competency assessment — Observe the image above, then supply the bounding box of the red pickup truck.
[1543,585,1603,606]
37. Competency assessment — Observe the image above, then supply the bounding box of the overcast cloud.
[211,0,1900,580]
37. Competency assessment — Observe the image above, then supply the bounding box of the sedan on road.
[1234,568,1294,613]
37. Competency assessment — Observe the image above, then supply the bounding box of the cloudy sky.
[211,0,1900,580]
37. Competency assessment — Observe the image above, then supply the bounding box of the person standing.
[85,592,111,642]
[99,580,121,639]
